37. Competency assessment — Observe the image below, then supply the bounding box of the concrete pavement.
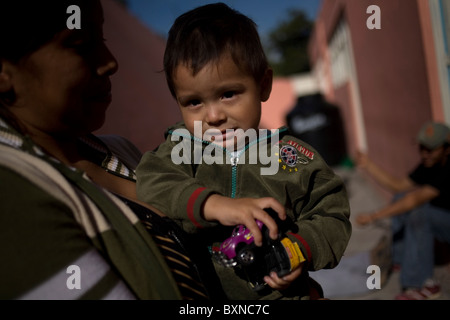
[309,167,450,300]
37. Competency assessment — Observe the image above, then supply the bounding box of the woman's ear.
[260,68,273,102]
[0,61,13,94]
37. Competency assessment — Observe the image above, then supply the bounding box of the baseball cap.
[417,121,450,150]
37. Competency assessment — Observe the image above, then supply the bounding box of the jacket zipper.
[226,138,259,199]
[229,153,240,198]
[227,128,287,198]
[172,127,286,199]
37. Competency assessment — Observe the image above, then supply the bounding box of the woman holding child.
[0,0,209,300]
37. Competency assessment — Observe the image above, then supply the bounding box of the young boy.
[136,3,351,300]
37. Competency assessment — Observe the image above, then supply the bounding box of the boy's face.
[172,54,272,149]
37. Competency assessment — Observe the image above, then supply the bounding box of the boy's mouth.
[201,126,260,149]
[204,128,237,143]
[219,129,236,141]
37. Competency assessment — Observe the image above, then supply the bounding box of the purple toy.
[213,220,264,267]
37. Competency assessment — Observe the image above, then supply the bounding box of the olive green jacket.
[137,122,351,299]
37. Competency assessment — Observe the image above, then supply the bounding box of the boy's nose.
[205,104,226,125]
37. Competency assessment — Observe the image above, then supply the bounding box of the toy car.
[214,221,264,267]
[213,210,303,291]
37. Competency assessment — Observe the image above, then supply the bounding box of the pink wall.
[260,78,296,130]
[96,0,181,153]
[309,0,435,177]
[348,0,429,175]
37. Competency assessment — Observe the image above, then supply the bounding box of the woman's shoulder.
[96,134,143,170]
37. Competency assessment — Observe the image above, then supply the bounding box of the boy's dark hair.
[164,2,269,98]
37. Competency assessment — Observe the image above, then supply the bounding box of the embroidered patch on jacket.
[286,140,314,160]
[276,140,314,173]
[280,145,299,167]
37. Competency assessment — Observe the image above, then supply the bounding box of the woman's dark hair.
[0,1,90,63]
[0,0,92,131]
[163,2,269,98]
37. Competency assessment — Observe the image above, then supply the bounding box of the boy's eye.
[222,91,235,99]
[188,99,201,107]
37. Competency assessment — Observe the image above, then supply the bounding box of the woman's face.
[5,1,118,137]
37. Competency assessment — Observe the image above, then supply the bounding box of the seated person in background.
[356,121,450,300]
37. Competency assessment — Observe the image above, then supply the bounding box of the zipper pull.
[231,156,239,166]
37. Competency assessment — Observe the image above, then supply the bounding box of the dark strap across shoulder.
[115,195,211,300]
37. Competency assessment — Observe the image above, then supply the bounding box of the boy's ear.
[260,68,273,102]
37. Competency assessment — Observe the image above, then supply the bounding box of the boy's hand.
[202,195,286,246]
[264,265,303,291]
